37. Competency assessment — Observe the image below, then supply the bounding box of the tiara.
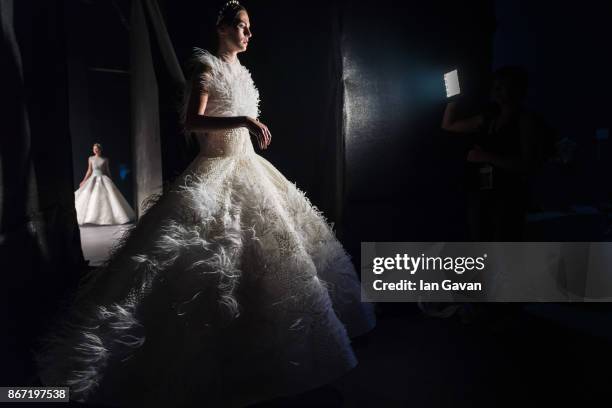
[216,0,242,25]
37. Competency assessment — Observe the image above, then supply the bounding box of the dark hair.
[216,0,246,27]
[493,65,529,100]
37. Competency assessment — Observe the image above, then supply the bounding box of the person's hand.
[79,180,85,188]
[245,117,272,150]
[466,145,490,163]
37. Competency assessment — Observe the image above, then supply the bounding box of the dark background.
[1,0,611,405]
[63,0,612,247]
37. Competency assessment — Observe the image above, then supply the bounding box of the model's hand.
[466,145,490,163]
[245,117,272,150]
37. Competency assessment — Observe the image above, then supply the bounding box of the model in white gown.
[75,154,135,225]
[37,47,375,407]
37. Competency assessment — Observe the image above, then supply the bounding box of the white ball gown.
[75,156,136,225]
[37,49,376,407]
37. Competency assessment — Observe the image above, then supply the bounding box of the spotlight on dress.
[75,154,135,225]
[37,5,375,404]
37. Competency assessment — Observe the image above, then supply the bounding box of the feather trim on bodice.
[180,48,260,127]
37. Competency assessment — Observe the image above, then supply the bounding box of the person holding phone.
[442,66,538,240]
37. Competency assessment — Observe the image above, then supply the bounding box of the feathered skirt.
[37,150,376,407]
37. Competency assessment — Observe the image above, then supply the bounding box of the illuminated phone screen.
[444,69,461,98]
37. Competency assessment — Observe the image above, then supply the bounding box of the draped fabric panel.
[130,0,163,216]
[0,0,84,384]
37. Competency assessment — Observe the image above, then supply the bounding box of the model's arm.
[79,158,92,187]
[183,66,272,149]
[441,101,484,133]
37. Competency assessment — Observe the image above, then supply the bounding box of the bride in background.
[74,143,136,225]
[38,2,375,407]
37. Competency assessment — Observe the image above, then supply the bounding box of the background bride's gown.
[74,156,135,225]
[38,49,376,407]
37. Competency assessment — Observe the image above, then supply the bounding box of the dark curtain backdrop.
[494,0,612,241]
[130,0,164,215]
[340,0,495,251]
[138,0,187,185]
[130,0,204,215]
[0,0,84,384]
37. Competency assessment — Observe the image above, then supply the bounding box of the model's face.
[218,10,252,53]
[93,145,100,155]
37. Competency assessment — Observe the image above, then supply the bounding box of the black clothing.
[466,110,529,240]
